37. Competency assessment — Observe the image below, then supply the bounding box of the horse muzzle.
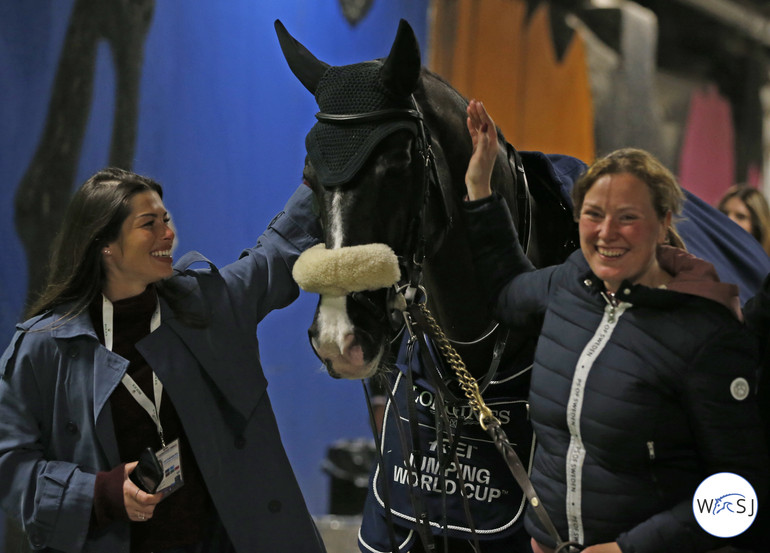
[296,243,401,379]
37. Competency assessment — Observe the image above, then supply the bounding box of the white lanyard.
[102,293,166,447]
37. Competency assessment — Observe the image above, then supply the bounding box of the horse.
[274,16,770,553]
[276,19,581,383]
[275,17,589,553]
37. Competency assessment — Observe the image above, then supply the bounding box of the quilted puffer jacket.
[465,194,768,553]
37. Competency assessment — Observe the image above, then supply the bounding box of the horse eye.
[379,150,412,176]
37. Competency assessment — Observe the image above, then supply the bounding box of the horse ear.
[380,19,421,97]
[274,19,330,94]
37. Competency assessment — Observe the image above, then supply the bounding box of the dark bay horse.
[276,18,587,552]
[276,19,580,382]
[274,17,770,553]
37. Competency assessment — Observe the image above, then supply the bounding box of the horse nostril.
[341,332,358,350]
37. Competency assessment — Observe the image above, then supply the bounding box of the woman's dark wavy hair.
[27,168,204,327]
[571,148,686,250]
[27,168,162,320]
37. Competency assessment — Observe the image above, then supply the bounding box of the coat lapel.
[50,307,126,467]
[137,301,266,422]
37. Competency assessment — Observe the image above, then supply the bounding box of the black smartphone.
[129,447,163,493]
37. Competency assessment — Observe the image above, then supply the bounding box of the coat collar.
[21,303,98,339]
[569,246,742,320]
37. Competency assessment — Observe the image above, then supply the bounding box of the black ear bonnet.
[306,61,419,187]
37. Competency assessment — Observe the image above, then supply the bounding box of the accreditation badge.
[155,438,184,497]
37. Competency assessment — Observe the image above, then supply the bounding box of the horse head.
[276,19,524,380]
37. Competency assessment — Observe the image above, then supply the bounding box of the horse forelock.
[329,190,344,249]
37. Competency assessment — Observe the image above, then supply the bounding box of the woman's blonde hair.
[572,148,686,249]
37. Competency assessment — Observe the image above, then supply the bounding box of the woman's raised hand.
[465,99,498,200]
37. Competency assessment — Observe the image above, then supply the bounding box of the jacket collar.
[570,246,742,320]
[21,303,99,340]
[657,245,742,320]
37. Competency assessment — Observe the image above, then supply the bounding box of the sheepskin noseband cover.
[292,243,400,296]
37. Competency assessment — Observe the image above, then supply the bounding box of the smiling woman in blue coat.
[0,168,326,553]
[461,100,768,553]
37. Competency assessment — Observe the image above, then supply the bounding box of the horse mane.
[414,67,520,233]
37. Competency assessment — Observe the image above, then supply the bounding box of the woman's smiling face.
[579,172,670,293]
[103,190,175,301]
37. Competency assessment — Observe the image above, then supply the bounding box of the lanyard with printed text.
[102,294,166,447]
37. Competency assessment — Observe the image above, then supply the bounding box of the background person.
[0,168,326,553]
[462,100,768,553]
[718,185,770,257]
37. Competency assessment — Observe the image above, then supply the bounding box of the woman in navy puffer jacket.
[461,100,768,553]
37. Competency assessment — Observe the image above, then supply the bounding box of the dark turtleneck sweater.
[89,286,213,553]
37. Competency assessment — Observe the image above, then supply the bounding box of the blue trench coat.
[0,186,326,553]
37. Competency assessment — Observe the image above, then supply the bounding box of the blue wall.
[0,0,429,538]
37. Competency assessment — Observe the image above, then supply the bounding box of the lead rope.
[409,302,585,553]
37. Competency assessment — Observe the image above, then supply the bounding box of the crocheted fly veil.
[307,62,419,187]
[276,19,422,188]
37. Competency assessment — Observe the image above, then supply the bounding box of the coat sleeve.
[218,184,322,326]
[744,272,770,359]
[616,325,769,553]
[464,193,559,333]
[0,330,96,553]
[743,272,770,485]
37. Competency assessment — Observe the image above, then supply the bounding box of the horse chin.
[327,356,382,380]
[313,341,384,380]
[310,294,388,379]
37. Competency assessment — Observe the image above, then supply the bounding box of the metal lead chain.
[415,303,496,429]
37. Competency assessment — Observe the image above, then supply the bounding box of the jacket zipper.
[646,440,665,500]
[600,291,618,322]
[646,440,655,460]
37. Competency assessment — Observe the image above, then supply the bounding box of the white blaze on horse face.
[314,295,381,379]
[313,189,380,378]
[316,296,350,348]
[330,190,344,248]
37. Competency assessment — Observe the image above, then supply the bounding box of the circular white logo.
[730,377,750,401]
[693,472,758,537]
